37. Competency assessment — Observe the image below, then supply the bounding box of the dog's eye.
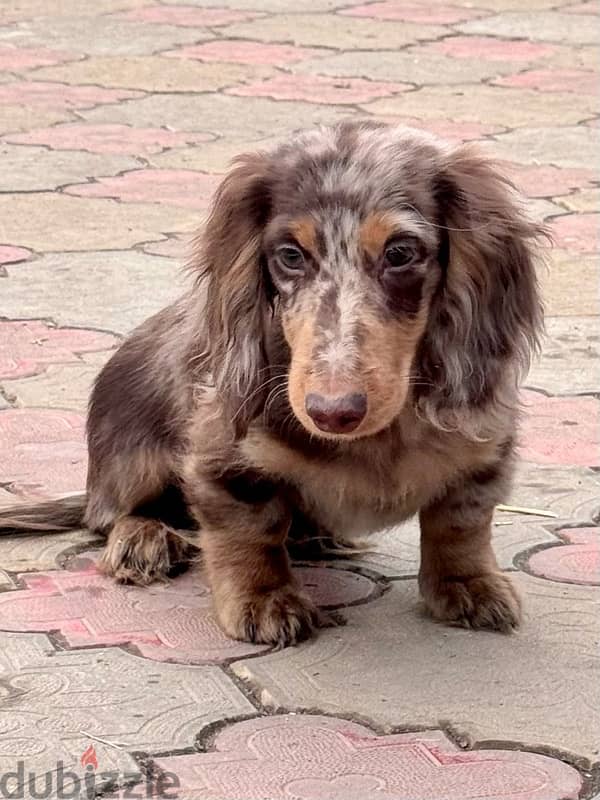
[277,245,305,273]
[383,239,419,271]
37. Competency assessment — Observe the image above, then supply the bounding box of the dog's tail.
[0,494,86,536]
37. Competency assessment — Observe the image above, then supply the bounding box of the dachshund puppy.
[0,122,544,646]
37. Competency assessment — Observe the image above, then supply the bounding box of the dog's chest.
[241,429,476,537]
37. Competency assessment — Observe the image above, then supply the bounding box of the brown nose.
[305,392,367,434]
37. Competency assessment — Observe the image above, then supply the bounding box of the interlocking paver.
[0,550,381,664]
[1,0,598,793]
[526,527,600,586]
[232,576,600,761]
[0,251,184,332]
[0,143,138,192]
[0,319,118,379]
[6,122,215,154]
[0,194,196,251]
[155,716,582,800]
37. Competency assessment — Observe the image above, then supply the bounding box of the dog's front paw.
[422,571,522,633]
[216,584,321,647]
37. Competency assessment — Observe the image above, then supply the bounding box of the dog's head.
[196,122,544,440]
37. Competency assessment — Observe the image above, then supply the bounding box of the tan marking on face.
[283,301,431,440]
[359,211,397,261]
[289,217,318,257]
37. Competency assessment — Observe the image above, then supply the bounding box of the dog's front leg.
[418,468,521,633]
[186,471,319,646]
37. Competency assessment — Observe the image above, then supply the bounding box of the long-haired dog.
[0,121,544,646]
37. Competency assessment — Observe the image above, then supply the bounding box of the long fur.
[0,122,545,644]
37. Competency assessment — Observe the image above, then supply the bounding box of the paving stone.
[228,72,411,104]
[0,630,255,787]
[139,233,190,259]
[155,715,582,800]
[519,390,600,467]
[0,319,117,379]
[114,5,263,26]
[0,80,142,110]
[363,85,597,126]
[0,408,86,499]
[232,574,600,761]
[0,194,196,251]
[540,249,600,316]
[164,40,328,65]
[0,104,73,134]
[457,11,600,44]
[0,528,97,572]
[340,1,488,24]
[294,48,513,85]
[0,143,138,191]
[0,0,147,23]
[0,550,382,664]
[0,245,31,266]
[148,135,285,172]
[421,35,559,62]
[339,516,558,577]
[526,527,600,586]
[219,14,447,49]
[494,68,598,94]
[34,56,271,93]
[81,92,352,139]
[526,316,600,395]
[508,462,600,524]
[551,213,599,253]
[0,250,185,333]
[64,168,222,209]
[565,0,598,12]
[6,122,215,154]
[4,360,102,412]
[2,16,211,56]
[491,125,598,168]
[368,116,504,142]
[0,44,82,71]
[501,163,597,198]
[560,187,600,213]
[158,0,379,9]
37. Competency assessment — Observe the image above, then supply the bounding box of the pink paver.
[551,213,599,253]
[0,320,118,379]
[0,245,31,266]
[0,81,141,110]
[0,552,379,664]
[373,116,502,142]
[495,68,598,94]
[116,6,261,26]
[64,169,222,209]
[0,408,86,499]
[227,74,411,105]
[424,36,557,62]
[500,163,596,198]
[7,123,213,155]
[0,45,79,71]
[340,1,485,24]
[163,40,324,65]
[527,528,600,586]
[520,390,600,467]
[154,716,582,800]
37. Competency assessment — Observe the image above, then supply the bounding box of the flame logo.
[80,744,98,770]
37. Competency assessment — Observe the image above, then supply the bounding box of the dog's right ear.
[192,152,274,437]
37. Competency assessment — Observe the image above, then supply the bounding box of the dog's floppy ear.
[418,145,545,427]
[194,152,273,437]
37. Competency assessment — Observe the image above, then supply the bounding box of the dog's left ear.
[418,145,545,423]
[193,152,274,437]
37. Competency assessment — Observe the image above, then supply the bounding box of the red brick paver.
[527,528,600,586]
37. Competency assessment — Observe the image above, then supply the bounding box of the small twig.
[496,504,558,519]
[79,730,127,751]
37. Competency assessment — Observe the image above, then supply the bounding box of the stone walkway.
[0,1,598,798]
